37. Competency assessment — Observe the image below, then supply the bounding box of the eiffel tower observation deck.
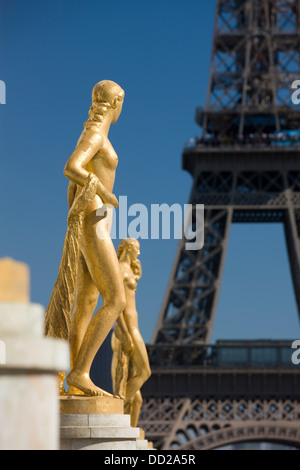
[139,0,300,450]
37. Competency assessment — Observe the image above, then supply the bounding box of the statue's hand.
[95,177,119,207]
[123,334,134,356]
[101,189,119,208]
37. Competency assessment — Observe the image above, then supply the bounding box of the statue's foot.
[113,394,124,400]
[68,385,85,395]
[66,370,113,397]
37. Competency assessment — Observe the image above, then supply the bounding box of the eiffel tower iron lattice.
[140,0,300,450]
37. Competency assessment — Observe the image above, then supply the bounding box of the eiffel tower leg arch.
[163,418,300,451]
[152,204,233,345]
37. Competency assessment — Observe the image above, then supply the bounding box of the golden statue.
[44,80,133,397]
[111,239,151,427]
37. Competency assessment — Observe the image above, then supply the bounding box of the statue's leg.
[111,333,128,399]
[111,332,118,393]
[69,252,99,371]
[128,391,143,428]
[67,237,126,396]
[124,362,143,427]
[125,330,151,403]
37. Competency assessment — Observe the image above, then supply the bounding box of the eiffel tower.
[139,0,300,450]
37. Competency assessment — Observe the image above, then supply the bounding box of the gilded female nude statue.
[111,239,151,426]
[44,80,133,396]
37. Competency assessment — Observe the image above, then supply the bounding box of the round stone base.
[60,413,142,450]
[60,395,124,415]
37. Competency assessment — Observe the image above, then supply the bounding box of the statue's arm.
[117,267,134,355]
[116,312,133,355]
[64,133,118,207]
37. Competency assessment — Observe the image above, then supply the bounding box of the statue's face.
[129,242,140,261]
[112,98,124,123]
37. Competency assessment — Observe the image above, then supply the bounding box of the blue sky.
[0,0,299,344]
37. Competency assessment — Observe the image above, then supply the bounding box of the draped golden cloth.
[44,173,99,340]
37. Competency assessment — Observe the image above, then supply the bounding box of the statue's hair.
[84,80,124,130]
[85,101,112,129]
[117,238,139,260]
[131,258,142,279]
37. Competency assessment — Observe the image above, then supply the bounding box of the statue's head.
[85,80,125,129]
[117,238,140,263]
[92,80,124,123]
[92,80,124,105]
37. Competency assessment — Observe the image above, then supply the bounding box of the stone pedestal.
[60,396,152,450]
[0,258,30,303]
[61,413,140,450]
[0,302,69,450]
[136,429,153,450]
